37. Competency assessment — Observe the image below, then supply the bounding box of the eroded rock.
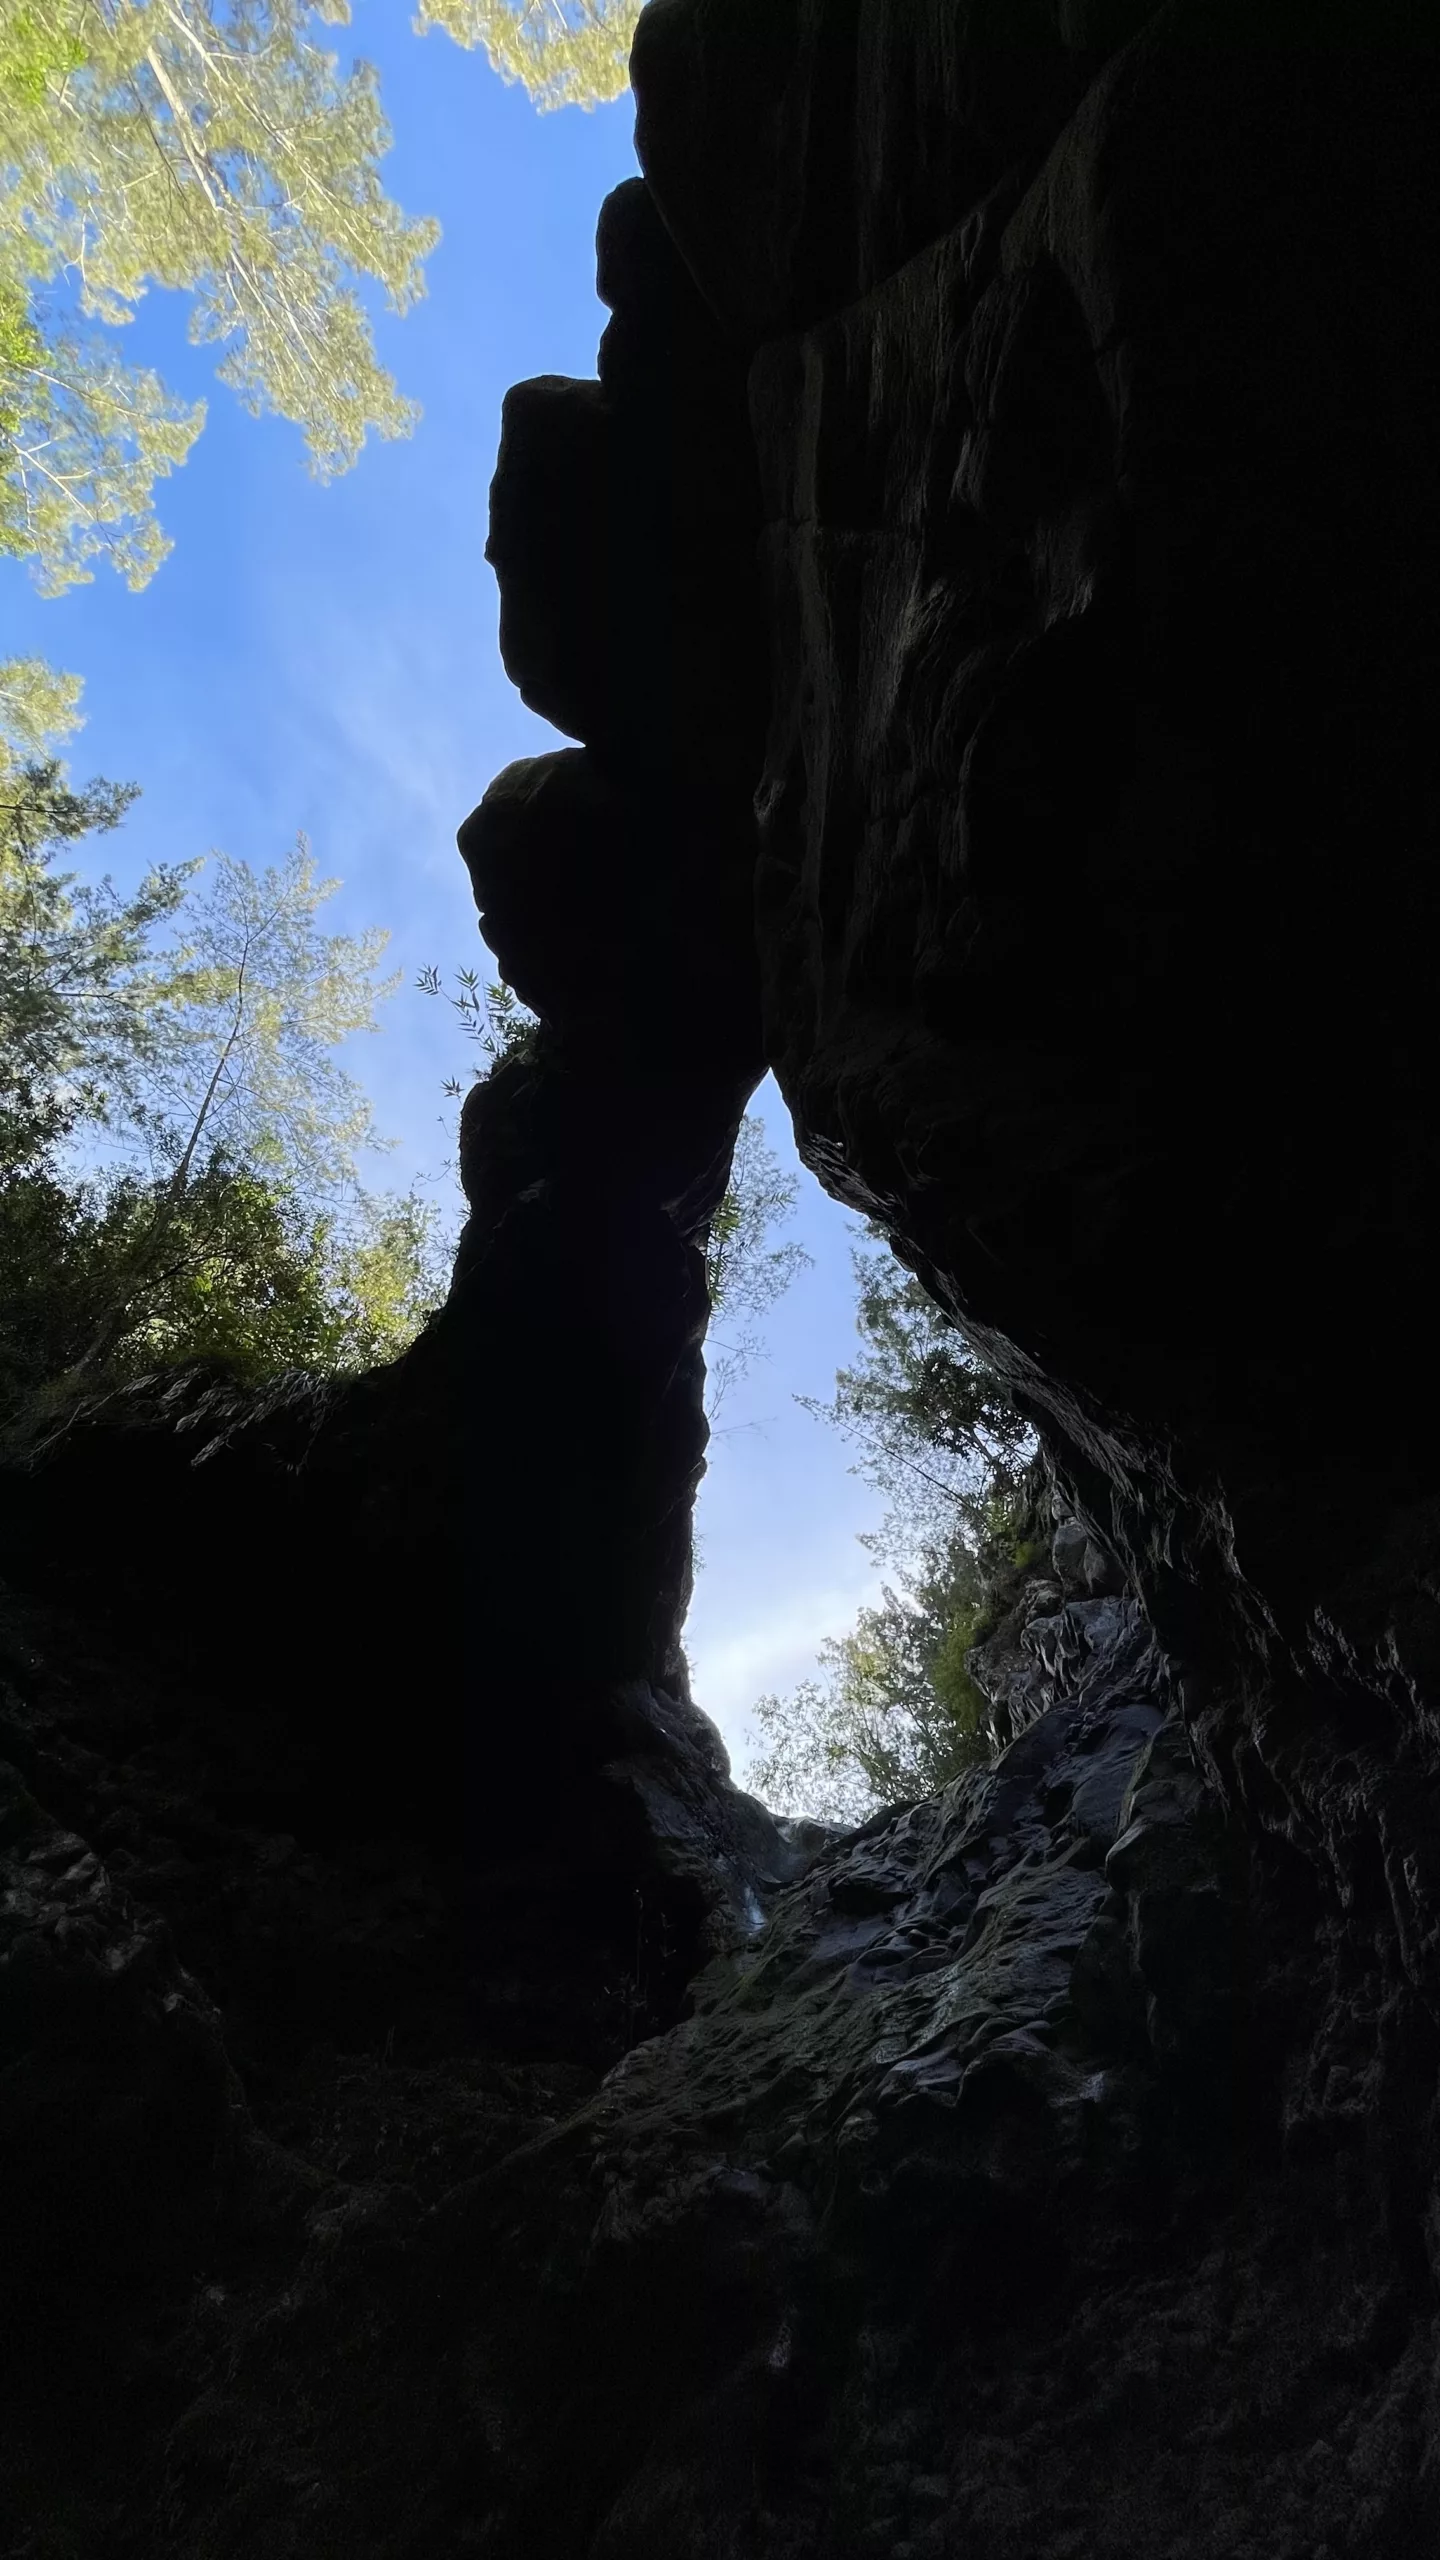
[0,1756,244,2305]
[3,2,1440,2552]
[740,0,1440,1747]
[631,0,1164,338]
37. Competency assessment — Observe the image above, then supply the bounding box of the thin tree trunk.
[74,947,249,1378]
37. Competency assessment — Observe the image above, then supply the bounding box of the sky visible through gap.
[1,3,888,1771]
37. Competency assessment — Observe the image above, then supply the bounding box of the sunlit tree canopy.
[0,0,439,592]
[414,0,641,113]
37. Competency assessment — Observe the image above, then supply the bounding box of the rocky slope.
[4,0,1440,2552]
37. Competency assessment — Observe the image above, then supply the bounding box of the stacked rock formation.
[454,168,773,1693]
[0,190,794,2040]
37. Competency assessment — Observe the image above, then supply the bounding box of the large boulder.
[487,182,767,786]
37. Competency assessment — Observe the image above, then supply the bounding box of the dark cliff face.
[740,1,1440,1699]
[637,0,1440,1940]
[4,3,1440,2554]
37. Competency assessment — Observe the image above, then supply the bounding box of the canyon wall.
[4,2,1440,2552]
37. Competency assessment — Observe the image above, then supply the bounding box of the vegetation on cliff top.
[1,757,809,1415]
[745,1243,1039,1824]
[0,0,640,776]
[0,754,449,1405]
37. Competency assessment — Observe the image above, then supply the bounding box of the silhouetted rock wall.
[0,186,786,2061]
[452,166,774,1692]
[639,0,1440,1939]
[461,0,1440,2545]
[3,3,1440,2553]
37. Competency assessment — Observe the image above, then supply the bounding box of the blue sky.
[2,6,886,1768]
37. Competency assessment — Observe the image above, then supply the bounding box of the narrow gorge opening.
[686,1071,890,1801]
[687,1071,1058,1830]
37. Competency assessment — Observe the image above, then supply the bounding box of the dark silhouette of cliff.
[3,2,1440,2550]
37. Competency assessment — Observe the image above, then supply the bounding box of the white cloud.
[687,1570,883,1768]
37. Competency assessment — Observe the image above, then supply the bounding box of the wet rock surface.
[4,0,1440,2551]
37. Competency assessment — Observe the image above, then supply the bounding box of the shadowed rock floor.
[5,1511,1437,2557]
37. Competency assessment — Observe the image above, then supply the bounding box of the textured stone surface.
[742,0,1440,1715]
[3,3,1440,2552]
[8,1549,1434,2558]
[0,1753,244,2306]
[632,0,1164,338]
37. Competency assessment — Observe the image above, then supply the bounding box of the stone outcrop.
[743,0,1440,1723]
[631,0,1166,337]
[7,1517,1429,2559]
[0,180,790,2325]
[3,0,1440,2552]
